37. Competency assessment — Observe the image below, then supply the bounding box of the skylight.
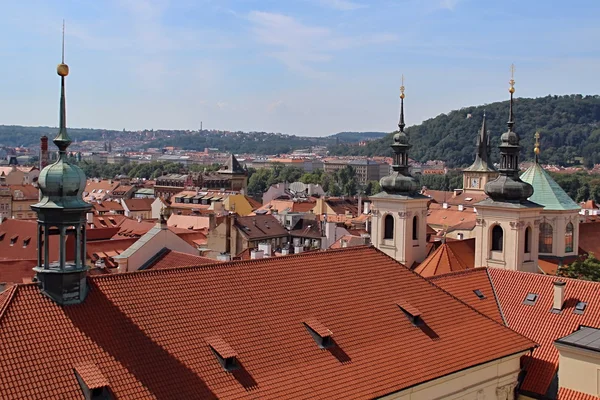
[473,289,485,300]
[523,293,538,306]
[574,301,587,315]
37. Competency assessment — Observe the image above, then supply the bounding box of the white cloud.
[267,100,285,113]
[247,11,396,76]
[216,101,228,110]
[317,0,367,11]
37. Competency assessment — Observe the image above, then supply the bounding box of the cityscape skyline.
[1,0,599,136]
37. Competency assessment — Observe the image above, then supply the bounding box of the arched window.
[491,225,503,251]
[525,226,531,253]
[384,214,394,240]
[565,222,574,253]
[539,222,553,253]
[412,216,418,240]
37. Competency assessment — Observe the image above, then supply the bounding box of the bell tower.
[31,22,91,304]
[474,66,543,272]
[370,78,429,268]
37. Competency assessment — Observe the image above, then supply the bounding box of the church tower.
[370,78,429,268]
[31,24,91,304]
[520,132,580,264]
[474,66,543,272]
[463,112,498,192]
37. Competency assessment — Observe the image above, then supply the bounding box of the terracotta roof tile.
[428,268,505,324]
[123,198,154,212]
[0,246,535,399]
[206,336,238,359]
[234,214,288,240]
[304,318,333,338]
[74,361,109,389]
[414,241,472,277]
[145,250,217,270]
[488,269,600,397]
[558,388,599,400]
[0,259,37,284]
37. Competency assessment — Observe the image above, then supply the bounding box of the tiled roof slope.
[520,163,580,211]
[234,214,288,240]
[414,241,471,277]
[124,198,154,211]
[0,246,534,399]
[146,249,217,269]
[0,259,38,284]
[558,387,599,400]
[578,222,600,256]
[429,269,504,324]
[488,269,600,398]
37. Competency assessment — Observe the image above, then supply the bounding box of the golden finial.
[57,20,69,77]
[400,74,405,99]
[534,132,540,155]
[508,63,515,94]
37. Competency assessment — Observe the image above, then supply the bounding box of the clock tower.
[463,112,499,193]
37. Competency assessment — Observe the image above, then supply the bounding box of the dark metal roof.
[555,326,600,352]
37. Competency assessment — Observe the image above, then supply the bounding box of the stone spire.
[464,111,496,173]
[379,77,418,195]
[484,65,533,202]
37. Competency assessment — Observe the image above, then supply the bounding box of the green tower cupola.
[31,22,91,305]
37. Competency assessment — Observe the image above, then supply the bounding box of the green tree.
[365,180,381,196]
[558,254,600,282]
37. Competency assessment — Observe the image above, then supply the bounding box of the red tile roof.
[8,184,39,200]
[74,361,110,389]
[558,388,599,400]
[234,214,288,241]
[0,219,63,262]
[429,268,504,324]
[123,198,154,212]
[145,250,217,270]
[0,259,37,284]
[414,240,472,277]
[438,268,600,398]
[578,221,600,256]
[0,246,535,399]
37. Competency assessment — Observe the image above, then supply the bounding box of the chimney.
[361,233,371,245]
[357,195,362,217]
[251,250,264,260]
[258,242,272,257]
[553,281,566,311]
[217,253,231,262]
[363,201,370,215]
[86,212,94,225]
[281,245,290,255]
[442,202,449,209]
[294,245,303,254]
[40,136,49,169]
[137,215,142,223]
[458,204,464,212]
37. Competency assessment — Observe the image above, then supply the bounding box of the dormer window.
[304,318,334,349]
[74,362,111,400]
[523,293,538,306]
[22,237,31,248]
[206,336,239,371]
[397,299,422,326]
[10,235,18,246]
[473,289,485,300]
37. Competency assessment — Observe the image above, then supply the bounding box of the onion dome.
[379,78,418,195]
[33,47,89,210]
[484,65,534,203]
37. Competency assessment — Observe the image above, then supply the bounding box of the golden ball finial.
[508,86,515,94]
[57,63,69,77]
[534,147,540,155]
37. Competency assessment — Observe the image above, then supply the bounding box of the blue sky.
[1,0,599,136]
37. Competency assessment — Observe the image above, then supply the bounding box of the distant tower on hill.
[463,111,498,192]
[108,141,112,153]
[370,76,429,268]
[31,22,91,305]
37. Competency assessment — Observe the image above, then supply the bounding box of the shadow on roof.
[64,281,218,399]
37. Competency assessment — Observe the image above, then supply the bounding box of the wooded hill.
[328,95,600,168]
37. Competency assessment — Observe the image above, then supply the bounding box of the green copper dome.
[34,155,89,209]
[520,163,580,211]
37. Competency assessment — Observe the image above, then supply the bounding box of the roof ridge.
[484,268,508,326]
[91,245,375,282]
[446,243,469,270]
[0,285,18,323]
[488,267,599,286]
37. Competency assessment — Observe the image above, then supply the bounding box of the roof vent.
[523,292,538,306]
[304,318,333,348]
[73,362,112,400]
[473,289,486,300]
[206,336,239,371]
[396,299,422,326]
[574,301,587,315]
